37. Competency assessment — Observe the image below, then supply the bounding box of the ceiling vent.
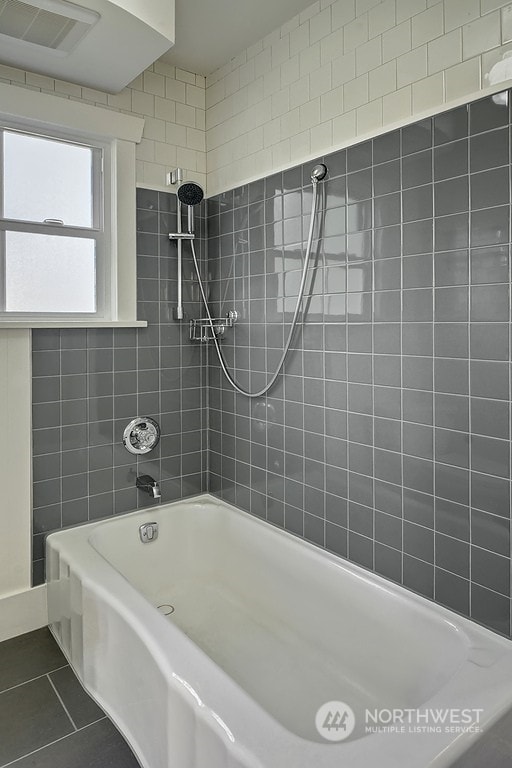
[0,0,99,54]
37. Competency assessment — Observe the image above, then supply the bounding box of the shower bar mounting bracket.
[190,310,238,342]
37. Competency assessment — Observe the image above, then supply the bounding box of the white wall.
[206,0,512,195]
[0,60,206,191]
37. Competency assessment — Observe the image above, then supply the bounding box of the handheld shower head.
[177,181,204,207]
[176,180,204,234]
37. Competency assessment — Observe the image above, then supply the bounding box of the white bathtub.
[46,494,512,768]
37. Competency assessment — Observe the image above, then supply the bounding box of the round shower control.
[123,417,160,455]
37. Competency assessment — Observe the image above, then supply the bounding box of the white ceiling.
[160,0,315,76]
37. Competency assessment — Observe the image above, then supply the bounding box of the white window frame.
[0,81,146,328]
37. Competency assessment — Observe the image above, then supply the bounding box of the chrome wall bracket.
[189,310,238,342]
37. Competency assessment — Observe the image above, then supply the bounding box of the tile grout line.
[46,673,78,732]
[0,664,69,697]
[0,717,107,768]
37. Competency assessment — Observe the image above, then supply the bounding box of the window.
[0,80,145,328]
[0,128,105,317]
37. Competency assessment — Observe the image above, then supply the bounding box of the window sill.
[0,321,148,329]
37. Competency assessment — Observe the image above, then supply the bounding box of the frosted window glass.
[5,231,96,312]
[3,131,94,228]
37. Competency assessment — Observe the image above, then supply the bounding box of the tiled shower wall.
[31,190,207,583]
[208,90,512,637]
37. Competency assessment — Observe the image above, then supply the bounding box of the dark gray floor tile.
[49,667,104,730]
[0,676,73,765]
[9,718,140,768]
[0,629,66,692]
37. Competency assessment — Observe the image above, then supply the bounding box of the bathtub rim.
[46,492,512,768]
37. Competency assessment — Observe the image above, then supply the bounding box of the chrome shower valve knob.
[123,417,160,455]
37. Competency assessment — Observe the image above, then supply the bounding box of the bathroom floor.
[0,628,140,767]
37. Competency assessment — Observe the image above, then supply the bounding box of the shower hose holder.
[190,310,238,342]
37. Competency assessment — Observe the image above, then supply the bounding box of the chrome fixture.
[139,521,159,543]
[187,164,327,398]
[189,310,238,342]
[136,475,161,499]
[123,417,160,455]
[168,174,205,320]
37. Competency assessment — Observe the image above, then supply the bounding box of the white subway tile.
[136,137,155,162]
[320,28,345,64]
[463,12,501,59]
[444,56,481,99]
[247,39,264,60]
[290,22,310,56]
[186,84,206,109]
[132,89,155,117]
[154,141,177,166]
[264,69,282,98]
[369,60,397,98]
[166,122,187,147]
[332,109,357,142]
[412,71,445,111]
[143,71,165,97]
[272,88,291,118]
[272,36,291,68]
[55,79,82,98]
[427,29,462,74]
[355,35,383,76]
[332,50,356,86]
[300,1,321,24]
[481,0,510,13]
[82,86,107,104]
[382,84,412,123]
[177,146,198,170]
[128,73,143,91]
[248,77,264,104]
[195,74,206,89]
[369,0,397,38]
[272,139,292,168]
[186,127,205,152]
[396,45,428,88]
[310,62,333,95]
[254,47,272,79]
[320,84,344,120]
[176,102,196,128]
[356,98,383,134]
[280,108,300,139]
[310,7,333,44]
[247,126,264,153]
[240,59,256,87]
[107,88,131,110]
[310,119,333,148]
[26,72,55,91]
[264,117,282,146]
[300,41,322,76]
[443,0,479,33]
[344,15,369,52]
[332,0,356,30]
[282,12,300,36]
[224,69,240,97]
[153,61,176,78]
[232,85,249,114]
[232,50,247,71]
[412,3,444,48]
[143,117,167,142]
[142,162,167,189]
[382,20,412,62]
[165,78,186,103]
[357,0,381,14]
[299,97,321,130]
[176,68,196,85]
[263,28,281,49]
[281,55,301,86]
[290,75,311,108]
[290,129,311,162]
[344,73,369,110]
[206,80,225,108]
[396,0,427,23]
[195,107,205,133]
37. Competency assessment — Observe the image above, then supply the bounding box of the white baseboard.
[0,585,48,642]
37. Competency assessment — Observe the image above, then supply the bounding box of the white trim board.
[0,585,48,642]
